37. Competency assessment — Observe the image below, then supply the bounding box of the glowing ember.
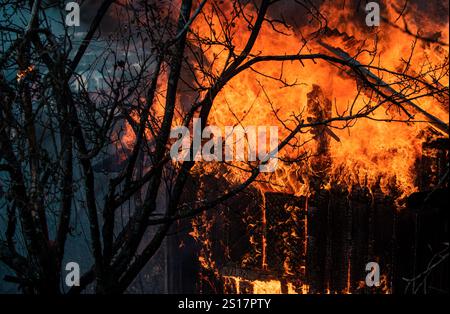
[16,65,35,82]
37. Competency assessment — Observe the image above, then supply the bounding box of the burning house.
[165,82,448,294]
[161,1,449,294]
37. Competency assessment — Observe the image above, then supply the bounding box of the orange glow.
[224,276,310,294]
[188,0,448,199]
[16,65,35,82]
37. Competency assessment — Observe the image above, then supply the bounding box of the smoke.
[266,0,449,41]
[47,0,448,36]
[76,0,179,34]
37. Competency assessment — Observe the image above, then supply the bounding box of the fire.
[114,0,448,294]
[16,65,35,82]
[188,0,448,198]
[223,276,309,294]
[185,0,448,294]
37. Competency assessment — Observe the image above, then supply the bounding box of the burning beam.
[317,41,449,135]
